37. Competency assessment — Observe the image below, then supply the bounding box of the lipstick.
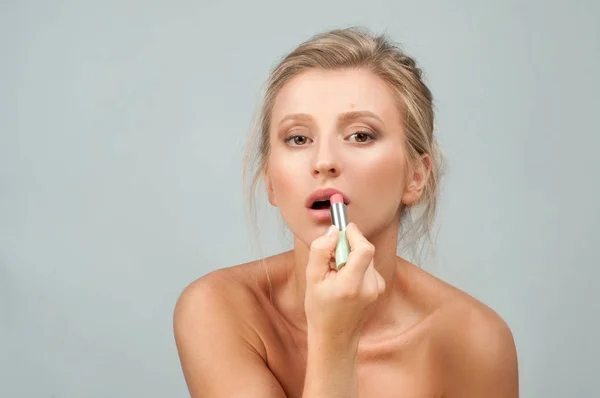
[329,193,350,270]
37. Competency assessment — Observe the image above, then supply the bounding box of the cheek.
[268,153,305,198]
[348,149,405,193]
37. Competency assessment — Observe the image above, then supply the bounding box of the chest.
[264,331,444,398]
[356,360,443,398]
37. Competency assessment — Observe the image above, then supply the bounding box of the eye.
[349,131,377,143]
[284,135,312,146]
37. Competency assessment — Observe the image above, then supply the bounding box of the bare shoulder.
[176,262,265,305]
[173,262,285,398]
[410,266,519,397]
[440,300,519,397]
[404,262,512,333]
[173,262,270,356]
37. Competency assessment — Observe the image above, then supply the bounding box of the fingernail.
[326,225,337,236]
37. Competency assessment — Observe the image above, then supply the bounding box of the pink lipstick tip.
[330,193,344,205]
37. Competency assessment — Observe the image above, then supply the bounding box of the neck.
[284,220,409,338]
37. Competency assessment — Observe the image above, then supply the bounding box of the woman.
[173,27,519,397]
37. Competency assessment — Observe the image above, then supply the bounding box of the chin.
[287,223,328,248]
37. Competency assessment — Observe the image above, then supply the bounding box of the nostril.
[313,160,339,176]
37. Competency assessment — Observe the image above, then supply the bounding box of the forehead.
[270,68,402,127]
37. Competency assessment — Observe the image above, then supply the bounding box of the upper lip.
[305,187,349,208]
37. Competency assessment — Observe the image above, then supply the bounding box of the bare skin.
[173,68,519,397]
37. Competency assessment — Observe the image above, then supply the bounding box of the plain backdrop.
[1,0,598,397]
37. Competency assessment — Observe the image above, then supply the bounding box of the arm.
[300,223,385,398]
[173,276,363,398]
[445,308,519,397]
[173,277,286,398]
[302,333,361,398]
[173,223,382,398]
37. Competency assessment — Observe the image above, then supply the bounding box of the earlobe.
[401,177,423,206]
[401,154,431,205]
[264,172,277,207]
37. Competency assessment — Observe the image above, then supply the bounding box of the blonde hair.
[242,27,444,291]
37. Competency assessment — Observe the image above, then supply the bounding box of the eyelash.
[283,131,378,146]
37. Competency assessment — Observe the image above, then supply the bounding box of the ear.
[401,153,432,206]
[264,169,278,207]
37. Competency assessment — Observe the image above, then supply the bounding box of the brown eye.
[293,136,307,145]
[355,132,368,142]
[284,135,311,146]
[350,131,376,143]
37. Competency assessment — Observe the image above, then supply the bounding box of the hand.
[304,222,386,343]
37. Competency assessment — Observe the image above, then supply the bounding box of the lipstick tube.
[329,194,350,270]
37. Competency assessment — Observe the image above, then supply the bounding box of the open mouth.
[310,199,331,210]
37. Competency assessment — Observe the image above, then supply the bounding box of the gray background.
[1,0,598,397]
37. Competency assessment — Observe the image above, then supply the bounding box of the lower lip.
[306,207,332,222]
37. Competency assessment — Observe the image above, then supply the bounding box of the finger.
[362,261,380,301]
[364,261,378,290]
[361,261,386,296]
[341,223,375,282]
[306,225,338,283]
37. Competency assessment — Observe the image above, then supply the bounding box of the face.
[264,67,428,246]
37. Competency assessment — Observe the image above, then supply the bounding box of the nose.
[311,139,341,178]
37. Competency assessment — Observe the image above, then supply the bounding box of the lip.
[306,207,334,222]
[305,187,350,208]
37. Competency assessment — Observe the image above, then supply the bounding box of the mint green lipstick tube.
[330,200,349,270]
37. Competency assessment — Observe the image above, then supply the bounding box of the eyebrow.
[277,110,384,127]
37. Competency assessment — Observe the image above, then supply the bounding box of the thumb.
[306,225,338,283]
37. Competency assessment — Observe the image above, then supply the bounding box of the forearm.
[302,333,360,398]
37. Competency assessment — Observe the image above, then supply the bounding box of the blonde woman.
[174,27,519,398]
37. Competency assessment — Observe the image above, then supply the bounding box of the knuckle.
[358,243,375,257]
[338,286,360,300]
[362,286,379,302]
